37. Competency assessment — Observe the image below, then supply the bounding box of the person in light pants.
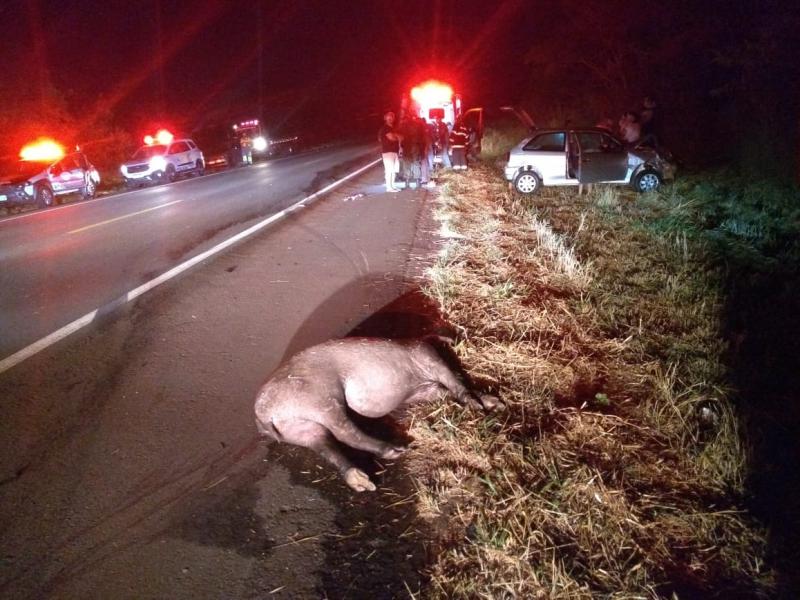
[378,111,403,192]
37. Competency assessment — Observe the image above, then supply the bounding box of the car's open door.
[574,131,628,183]
[458,107,485,154]
[500,106,536,131]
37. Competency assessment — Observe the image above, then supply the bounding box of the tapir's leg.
[324,413,406,460]
[424,349,499,410]
[272,417,376,492]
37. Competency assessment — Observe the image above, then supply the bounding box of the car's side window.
[169,142,189,154]
[600,135,623,153]
[57,156,78,172]
[576,133,605,153]
[75,154,89,169]
[523,132,565,152]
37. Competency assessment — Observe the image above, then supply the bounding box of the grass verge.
[407,161,782,598]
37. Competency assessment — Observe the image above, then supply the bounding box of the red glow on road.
[19,139,65,162]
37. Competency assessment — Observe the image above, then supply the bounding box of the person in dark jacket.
[639,96,659,148]
[432,115,451,168]
[449,122,470,170]
[416,117,434,187]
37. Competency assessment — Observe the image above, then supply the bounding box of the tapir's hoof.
[344,468,376,492]
[480,394,501,411]
[380,446,407,460]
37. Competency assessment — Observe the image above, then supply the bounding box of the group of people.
[378,110,472,193]
[597,96,659,148]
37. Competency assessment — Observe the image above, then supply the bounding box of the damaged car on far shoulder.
[503,116,676,194]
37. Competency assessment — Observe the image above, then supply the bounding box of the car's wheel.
[165,164,177,183]
[195,159,205,176]
[82,177,97,199]
[513,170,541,195]
[633,169,661,193]
[35,184,55,208]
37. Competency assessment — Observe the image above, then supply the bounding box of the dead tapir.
[254,337,497,492]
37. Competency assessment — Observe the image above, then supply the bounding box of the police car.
[120,130,204,187]
[0,140,100,209]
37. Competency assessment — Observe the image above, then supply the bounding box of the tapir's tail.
[255,417,284,442]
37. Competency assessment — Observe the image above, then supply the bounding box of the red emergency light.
[144,129,174,146]
[410,80,454,107]
[19,138,65,162]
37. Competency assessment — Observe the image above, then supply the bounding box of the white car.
[504,127,676,194]
[0,151,100,209]
[121,138,204,187]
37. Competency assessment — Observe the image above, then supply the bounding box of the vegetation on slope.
[408,151,798,597]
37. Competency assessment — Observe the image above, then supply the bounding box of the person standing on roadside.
[449,121,469,170]
[618,111,641,145]
[417,117,435,187]
[378,111,402,192]
[433,115,451,168]
[639,96,659,148]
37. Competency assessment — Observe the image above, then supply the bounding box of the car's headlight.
[253,136,268,152]
[120,165,128,175]
[23,184,34,196]
[149,156,167,171]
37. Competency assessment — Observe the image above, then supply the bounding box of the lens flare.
[155,129,174,145]
[19,138,65,162]
[410,81,454,106]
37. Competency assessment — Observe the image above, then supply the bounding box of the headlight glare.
[149,156,167,171]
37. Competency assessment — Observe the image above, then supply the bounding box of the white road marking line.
[0,168,231,224]
[0,158,381,374]
[68,199,183,234]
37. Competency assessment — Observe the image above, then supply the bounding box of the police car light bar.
[143,129,174,146]
[19,138,65,162]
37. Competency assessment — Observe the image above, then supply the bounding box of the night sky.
[1,0,797,173]
[0,0,531,137]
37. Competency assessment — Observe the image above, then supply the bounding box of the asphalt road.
[0,157,441,599]
[0,143,374,361]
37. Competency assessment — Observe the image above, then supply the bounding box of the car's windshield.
[0,159,48,179]
[131,145,167,160]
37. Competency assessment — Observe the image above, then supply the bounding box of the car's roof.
[532,127,616,135]
[134,138,196,150]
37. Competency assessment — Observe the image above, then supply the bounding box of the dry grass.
[408,164,774,598]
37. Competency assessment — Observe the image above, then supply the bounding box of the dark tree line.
[518,0,799,179]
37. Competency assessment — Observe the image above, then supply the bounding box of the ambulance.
[401,80,484,160]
